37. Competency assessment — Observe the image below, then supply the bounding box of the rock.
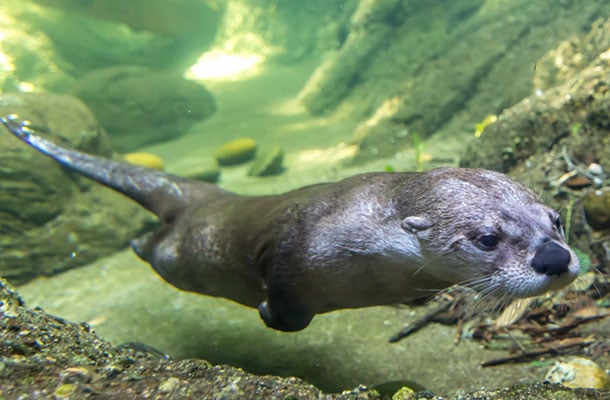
[72,66,216,151]
[545,357,609,389]
[460,97,572,172]
[248,145,284,176]
[461,41,610,172]
[391,386,416,400]
[197,1,354,67]
[329,0,610,163]
[186,167,221,183]
[459,23,610,275]
[123,152,165,171]
[0,93,108,227]
[298,0,402,115]
[26,0,223,73]
[32,0,223,40]
[0,3,75,93]
[583,190,610,231]
[214,138,257,166]
[460,384,607,400]
[534,19,610,90]
[54,383,78,399]
[158,377,181,394]
[0,92,152,284]
[168,159,220,183]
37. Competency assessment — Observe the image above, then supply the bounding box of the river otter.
[1,114,579,331]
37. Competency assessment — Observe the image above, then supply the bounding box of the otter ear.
[401,215,432,234]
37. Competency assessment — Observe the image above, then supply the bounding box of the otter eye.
[554,216,564,233]
[476,234,499,251]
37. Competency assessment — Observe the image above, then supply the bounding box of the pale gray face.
[402,169,580,302]
[439,202,579,299]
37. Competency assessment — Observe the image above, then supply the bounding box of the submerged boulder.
[0,92,151,283]
[72,66,216,151]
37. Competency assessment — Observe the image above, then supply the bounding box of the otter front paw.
[258,300,313,332]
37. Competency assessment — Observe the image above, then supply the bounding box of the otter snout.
[531,241,572,277]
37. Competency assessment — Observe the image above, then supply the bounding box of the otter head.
[401,168,580,302]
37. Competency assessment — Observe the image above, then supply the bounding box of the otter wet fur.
[1,115,580,332]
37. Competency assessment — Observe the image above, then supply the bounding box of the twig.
[481,337,595,367]
[389,300,452,343]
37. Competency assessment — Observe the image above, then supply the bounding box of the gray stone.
[460,34,610,173]
[72,66,216,151]
[248,145,284,177]
[0,3,75,93]
[0,92,151,283]
[29,0,223,72]
[0,93,111,226]
[298,0,401,115]
[214,138,257,166]
[32,0,223,40]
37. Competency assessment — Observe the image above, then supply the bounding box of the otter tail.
[1,114,218,223]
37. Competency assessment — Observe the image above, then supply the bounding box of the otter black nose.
[531,241,571,277]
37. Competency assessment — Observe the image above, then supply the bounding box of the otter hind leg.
[131,226,180,285]
[131,232,156,263]
[130,227,173,264]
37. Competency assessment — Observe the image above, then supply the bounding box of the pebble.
[248,145,284,176]
[123,152,165,171]
[214,138,257,166]
[582,189,610,230]
[544,357,608,389]
[158,376,181,393]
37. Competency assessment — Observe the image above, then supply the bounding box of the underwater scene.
[1,0,610,398]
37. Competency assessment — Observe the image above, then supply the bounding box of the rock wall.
[0,93,152,283]
[461,18,610,269]
[297,0,610,163]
